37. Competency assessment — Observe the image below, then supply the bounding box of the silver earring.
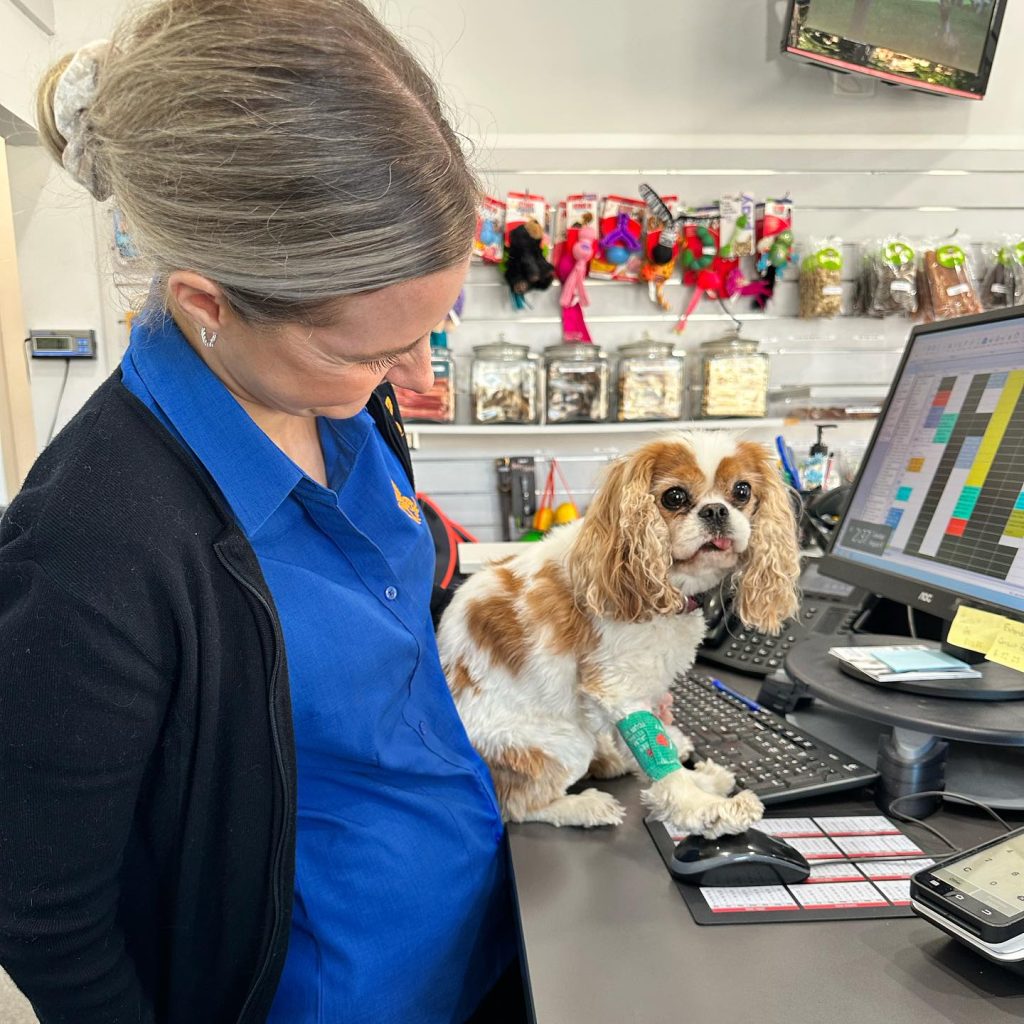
[200,326,217,348]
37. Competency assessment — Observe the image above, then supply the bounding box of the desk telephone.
[697,560,869,678]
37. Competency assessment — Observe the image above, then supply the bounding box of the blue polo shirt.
[121,314,511,1023]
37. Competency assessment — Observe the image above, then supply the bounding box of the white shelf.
[406,418,790,445]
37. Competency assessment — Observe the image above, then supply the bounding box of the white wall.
[8,145,114,446]
[4,0,1024,516]
[0,0,51,128]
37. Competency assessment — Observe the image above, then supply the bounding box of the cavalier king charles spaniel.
[437,433,801,838]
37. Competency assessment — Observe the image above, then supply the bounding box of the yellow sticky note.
[986,620,1024,673]
[946,606,1009,655]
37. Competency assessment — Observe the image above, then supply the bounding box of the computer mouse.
[670,828,811,886]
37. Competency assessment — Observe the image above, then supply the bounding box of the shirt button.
[385,586,398,601]
[419,721,428,736]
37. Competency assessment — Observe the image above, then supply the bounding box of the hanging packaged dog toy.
[473,195,507,263]
[753,199,795,311]
[590,196,645,282]
[639,184,683,311]
[555,194,600,342]
[502,191,555,309]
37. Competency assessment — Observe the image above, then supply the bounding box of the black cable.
[887,790,1013,855]
[46,358,71,445]
[906,605,918,638]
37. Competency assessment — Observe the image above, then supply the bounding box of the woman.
[0,2,519,1021]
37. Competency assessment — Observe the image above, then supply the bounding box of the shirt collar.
[126,313,304,537]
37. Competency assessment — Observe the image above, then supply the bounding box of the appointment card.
[791,882,888,909]
[700,885,799,913]
[833,834,924,858]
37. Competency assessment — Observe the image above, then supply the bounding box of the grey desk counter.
[508,672,1024,1024]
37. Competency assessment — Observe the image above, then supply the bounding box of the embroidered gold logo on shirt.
[385,396,395,415]
[392,480,421,523]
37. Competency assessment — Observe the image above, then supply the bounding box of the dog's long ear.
[733,441,802,634]
[568,447,680,622]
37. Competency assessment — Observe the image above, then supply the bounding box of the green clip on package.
[616,711,682,781]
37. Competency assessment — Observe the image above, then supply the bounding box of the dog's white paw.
[647,784,764,840]
[526,788,627,828]
[691,759,735,797]
[697,789,765,839]
[567,788,627,828]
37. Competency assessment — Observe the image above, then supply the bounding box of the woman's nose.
[386,336,434,393]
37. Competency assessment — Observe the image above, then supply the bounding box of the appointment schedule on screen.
[832,319,1024,614]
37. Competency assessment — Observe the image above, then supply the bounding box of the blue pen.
[775,435,802,490]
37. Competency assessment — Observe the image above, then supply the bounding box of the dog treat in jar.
[616,337,685,422]
[471,338,541,424]
[697,334,769,419]
[544,342,609,423]
[392,333,456,423]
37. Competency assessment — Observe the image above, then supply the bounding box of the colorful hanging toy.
[599,213,642,268]
[557,220,597,342]
[521,458,579,541]
[752,199,795,311]
[674,214,740,334]
[503,219,555,309]
[639,184,684,311]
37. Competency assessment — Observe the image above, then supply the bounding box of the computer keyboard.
[672,671,879,804]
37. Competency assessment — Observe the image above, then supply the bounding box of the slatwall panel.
[409,145,1024,541]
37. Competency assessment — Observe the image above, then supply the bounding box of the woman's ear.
[733,441,802,634]
[166,271,233,338]
[568,446,680,622]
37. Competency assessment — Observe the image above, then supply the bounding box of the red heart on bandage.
[656,734,669,747]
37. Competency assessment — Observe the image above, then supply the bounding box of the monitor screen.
[828,310,1024,618]
[783,0,1006,99]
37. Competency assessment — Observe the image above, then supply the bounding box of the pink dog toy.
[557,225,597,343]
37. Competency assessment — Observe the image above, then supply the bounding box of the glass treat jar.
[616,336,685,422]
[544,343,609,424]
[391,331,455,423]
[471,338,542,424]
[695,333,769,419]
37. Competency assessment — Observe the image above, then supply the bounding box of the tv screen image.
[783,0,1006,99]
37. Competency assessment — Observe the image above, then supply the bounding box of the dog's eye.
[661,487,690,511]
[732,481,752,504]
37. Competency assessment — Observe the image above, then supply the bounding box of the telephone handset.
[696,560,869,678]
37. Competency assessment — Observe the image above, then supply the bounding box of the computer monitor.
[821,307,1024,632]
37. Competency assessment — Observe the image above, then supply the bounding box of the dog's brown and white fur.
[437,433,801,837]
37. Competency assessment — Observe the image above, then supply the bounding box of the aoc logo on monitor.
[918,592,934,604]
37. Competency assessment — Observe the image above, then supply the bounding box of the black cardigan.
[0,374,415,1024]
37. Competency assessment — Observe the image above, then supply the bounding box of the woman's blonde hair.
[36,0,478,325]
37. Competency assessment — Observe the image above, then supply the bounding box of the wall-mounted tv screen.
[782,0,1006,99]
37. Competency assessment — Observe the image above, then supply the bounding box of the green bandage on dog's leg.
[616,711,683,781]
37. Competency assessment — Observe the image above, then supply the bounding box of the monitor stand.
[785,634,1024,817]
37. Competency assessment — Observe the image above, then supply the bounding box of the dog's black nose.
[698,503,729,525]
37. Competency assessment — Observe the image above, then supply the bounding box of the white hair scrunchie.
[53,39,113,201]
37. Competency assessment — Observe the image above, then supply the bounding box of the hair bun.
[49,40,113,201]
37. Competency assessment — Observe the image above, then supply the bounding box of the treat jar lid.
[473,334,534,359]
[699,331,760,354]
[618,334,679,358]
[543,342,606,360]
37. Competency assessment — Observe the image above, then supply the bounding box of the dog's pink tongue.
[711,537,733,550]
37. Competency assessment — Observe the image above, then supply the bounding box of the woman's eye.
[732,481,752,504]
[661,487,689,511]
[362,354,400,373]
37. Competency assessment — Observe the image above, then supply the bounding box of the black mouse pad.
[645,811,948,925]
